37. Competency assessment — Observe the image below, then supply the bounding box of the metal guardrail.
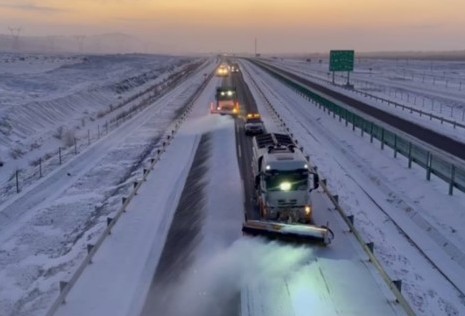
[277,63,465,129]
[242,64,416,315]
[252,60,465,195]
[44,70,214,316]
[0,61,206,204]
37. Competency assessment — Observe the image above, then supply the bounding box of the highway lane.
[138,69,257,316]
[139,74,242,316]
[255,60,465,162]
[230,70,260,221]
[139,133,212,316]
[236,61,408,315]
[138,66,406,316]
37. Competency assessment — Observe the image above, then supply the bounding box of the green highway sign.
[329,50,354,72]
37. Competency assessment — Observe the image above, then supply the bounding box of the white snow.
[241,59,465,315]
[4,53,465,316]
[0,52,199,193]
[50,69,406,316]
[0,55,217,316]
[54,123,202,316]
[266,57,465,145]
[53,75,226,316]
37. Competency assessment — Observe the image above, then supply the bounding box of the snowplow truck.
[210,87,240,116]
[242,133,333,245]
[244,113,265,136]
[216,64,229,77]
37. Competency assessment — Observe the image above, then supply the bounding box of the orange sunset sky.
[1,0,464,53]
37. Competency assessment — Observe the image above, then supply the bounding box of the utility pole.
[8,27,22,51]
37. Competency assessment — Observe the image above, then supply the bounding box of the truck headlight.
[305,206,311,215]
[280,182,291,191]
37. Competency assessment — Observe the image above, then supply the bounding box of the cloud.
[0,1,65,13]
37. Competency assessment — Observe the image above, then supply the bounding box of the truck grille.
[277,199,297,206]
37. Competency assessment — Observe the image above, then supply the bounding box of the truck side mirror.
[313,173,320,189]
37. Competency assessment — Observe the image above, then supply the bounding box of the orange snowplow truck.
[210,87,240,116]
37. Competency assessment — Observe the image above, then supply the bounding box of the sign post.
[329,50,355,87]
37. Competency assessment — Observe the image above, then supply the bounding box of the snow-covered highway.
[51,62,409,316]
[2,55,465,316]
[241,59,465,315]
[0,57,216,316]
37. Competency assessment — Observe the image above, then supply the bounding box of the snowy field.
[241,60,465,315]
[3,53,465,316]
[52,73,404,316]
[0,52,198,188]
[0,53,215,316]
[267,57,465,144]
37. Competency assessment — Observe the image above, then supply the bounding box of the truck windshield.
[246,118,262,123]
[265,171,308,191]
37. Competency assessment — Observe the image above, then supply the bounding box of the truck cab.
[252,133,319,223]
[210,87,240,116]
[244,113,265,135]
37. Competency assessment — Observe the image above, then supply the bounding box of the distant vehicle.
[244,113,265,135]
[230,63,240,73]
[242,133,333,245]
[210,87,240,115]
[216,64,229,77]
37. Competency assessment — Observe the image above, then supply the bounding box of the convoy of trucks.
[212,61,332,245]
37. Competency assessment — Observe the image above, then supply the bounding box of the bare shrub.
[62,129,75,147]
[9,148,25,159]
[30,157,41,167]
[54,126,64,140]
[30,141,41,151]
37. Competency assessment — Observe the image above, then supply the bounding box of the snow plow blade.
[242,220,332,246]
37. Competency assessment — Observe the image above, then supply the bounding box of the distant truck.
[210,87,240,115]
[244,113,265,135]
[230,63,240,73]
[216,64,229,77]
